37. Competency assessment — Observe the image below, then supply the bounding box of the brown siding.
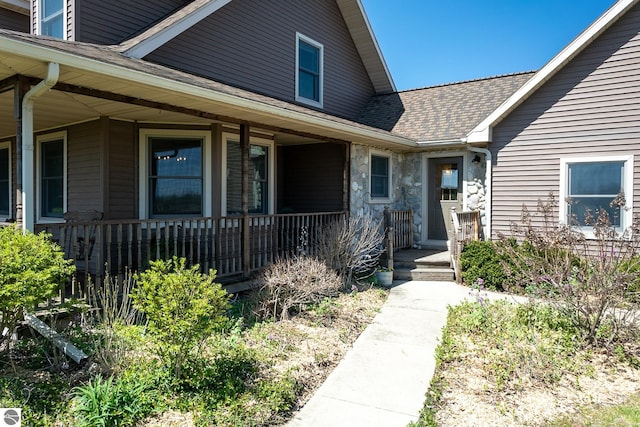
[107,120,136,219]
[0,8,28,31]
[75,0,189,44]
[279,143,345,213]
[67,120,104,213]
[146,0,375,120]
[491,3,640,237]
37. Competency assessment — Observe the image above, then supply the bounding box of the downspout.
[22,62,59,232]
[465,143,492,240]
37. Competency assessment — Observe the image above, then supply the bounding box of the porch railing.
[449,208,481,282]
[36,211,346,297]
[382,208,414,269]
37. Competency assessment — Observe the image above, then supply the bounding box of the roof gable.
[467,0,640,143]
[117,0,395,95]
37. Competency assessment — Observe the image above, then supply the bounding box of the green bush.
[0,227,75,351]
[460,240,509,291]
[130,257,230,378]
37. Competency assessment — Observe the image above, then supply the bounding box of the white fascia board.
[0,36,416,148]
[466,0,639,143]
[124,0,233,59]
[355,0,396,93]
[0,0,29,14]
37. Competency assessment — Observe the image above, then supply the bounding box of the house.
[0,0,417,282]
[2,0,637,286]
[466,0,640,239]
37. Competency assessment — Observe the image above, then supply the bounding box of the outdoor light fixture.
[472,154,482,164]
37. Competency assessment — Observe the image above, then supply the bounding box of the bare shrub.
[255,256,342,321]
[316,216,385,285]
[498,193,640,350]
[84,268,143,370]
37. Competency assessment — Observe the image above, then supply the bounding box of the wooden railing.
[36,211,346,297]
[449,208,481,282]
[382,208,414,269]
[387,209,414,250]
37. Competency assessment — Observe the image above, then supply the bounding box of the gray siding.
[107,120,136,220]
[67,120,103,213]
[491,3,640,237]
[0,8,28,31]
[146,0,375,120]
[75,0,189,44]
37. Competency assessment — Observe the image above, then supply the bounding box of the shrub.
[460,240,510,291]
[497,194,640,349]
[84,269,143,371]
[255,256,342,321]
[316,216,385,285]
[0,227,75,352]
[130,257,230,378]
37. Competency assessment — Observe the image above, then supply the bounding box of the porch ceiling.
[0,33,417,149]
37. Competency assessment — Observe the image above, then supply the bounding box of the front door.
[428,157,463,241]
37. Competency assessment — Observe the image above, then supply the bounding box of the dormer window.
[296,33,323,108]
[39,0,65,38]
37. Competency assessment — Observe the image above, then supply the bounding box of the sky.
[361,0,617,91]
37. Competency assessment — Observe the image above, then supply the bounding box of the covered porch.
[0,34,416,299]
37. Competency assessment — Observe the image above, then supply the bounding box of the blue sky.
[361,0,617,91]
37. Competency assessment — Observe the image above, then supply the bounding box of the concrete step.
[394,267,455,282]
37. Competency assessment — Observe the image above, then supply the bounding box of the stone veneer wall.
[465,155,487,235]
[350,144,422,245]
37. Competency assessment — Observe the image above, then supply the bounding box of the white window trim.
[221,132,275,216]
[295,32,324,109]
[37,0,67,39]
[36,131,67,223]
[138,129,212,220]
[559,155,634,232]
[369,149,392,204]
[0,141,11,222]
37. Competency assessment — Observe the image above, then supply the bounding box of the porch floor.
[393,249,454,282]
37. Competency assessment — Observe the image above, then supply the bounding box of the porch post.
[13,77,28,227]
[240,124,250,276]
[343,142,350,214]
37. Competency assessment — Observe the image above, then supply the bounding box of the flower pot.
[375,270,394,287]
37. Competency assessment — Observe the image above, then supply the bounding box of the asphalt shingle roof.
[356,72,535,142]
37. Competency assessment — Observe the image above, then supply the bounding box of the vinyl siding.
[0,8,28,31]
[75,0,189,44]
[279,143,345,213]
[67,120,103,213]
[145,0,375,120]
[107,120,136,219]
[491,3,640,237]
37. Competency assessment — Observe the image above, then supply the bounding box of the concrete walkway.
[286,280,520,427]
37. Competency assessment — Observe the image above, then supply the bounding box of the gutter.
[462,139,492,240]
[22,62,59,232]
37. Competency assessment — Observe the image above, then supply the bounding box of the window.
[37,132,66,220]
[296,33,323,108]
[370,152,391,200]
[223,134,274,215]
[139,130,212,219]
[39,0,65,38]
[560,156,633,229]
[0,142,10,219]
